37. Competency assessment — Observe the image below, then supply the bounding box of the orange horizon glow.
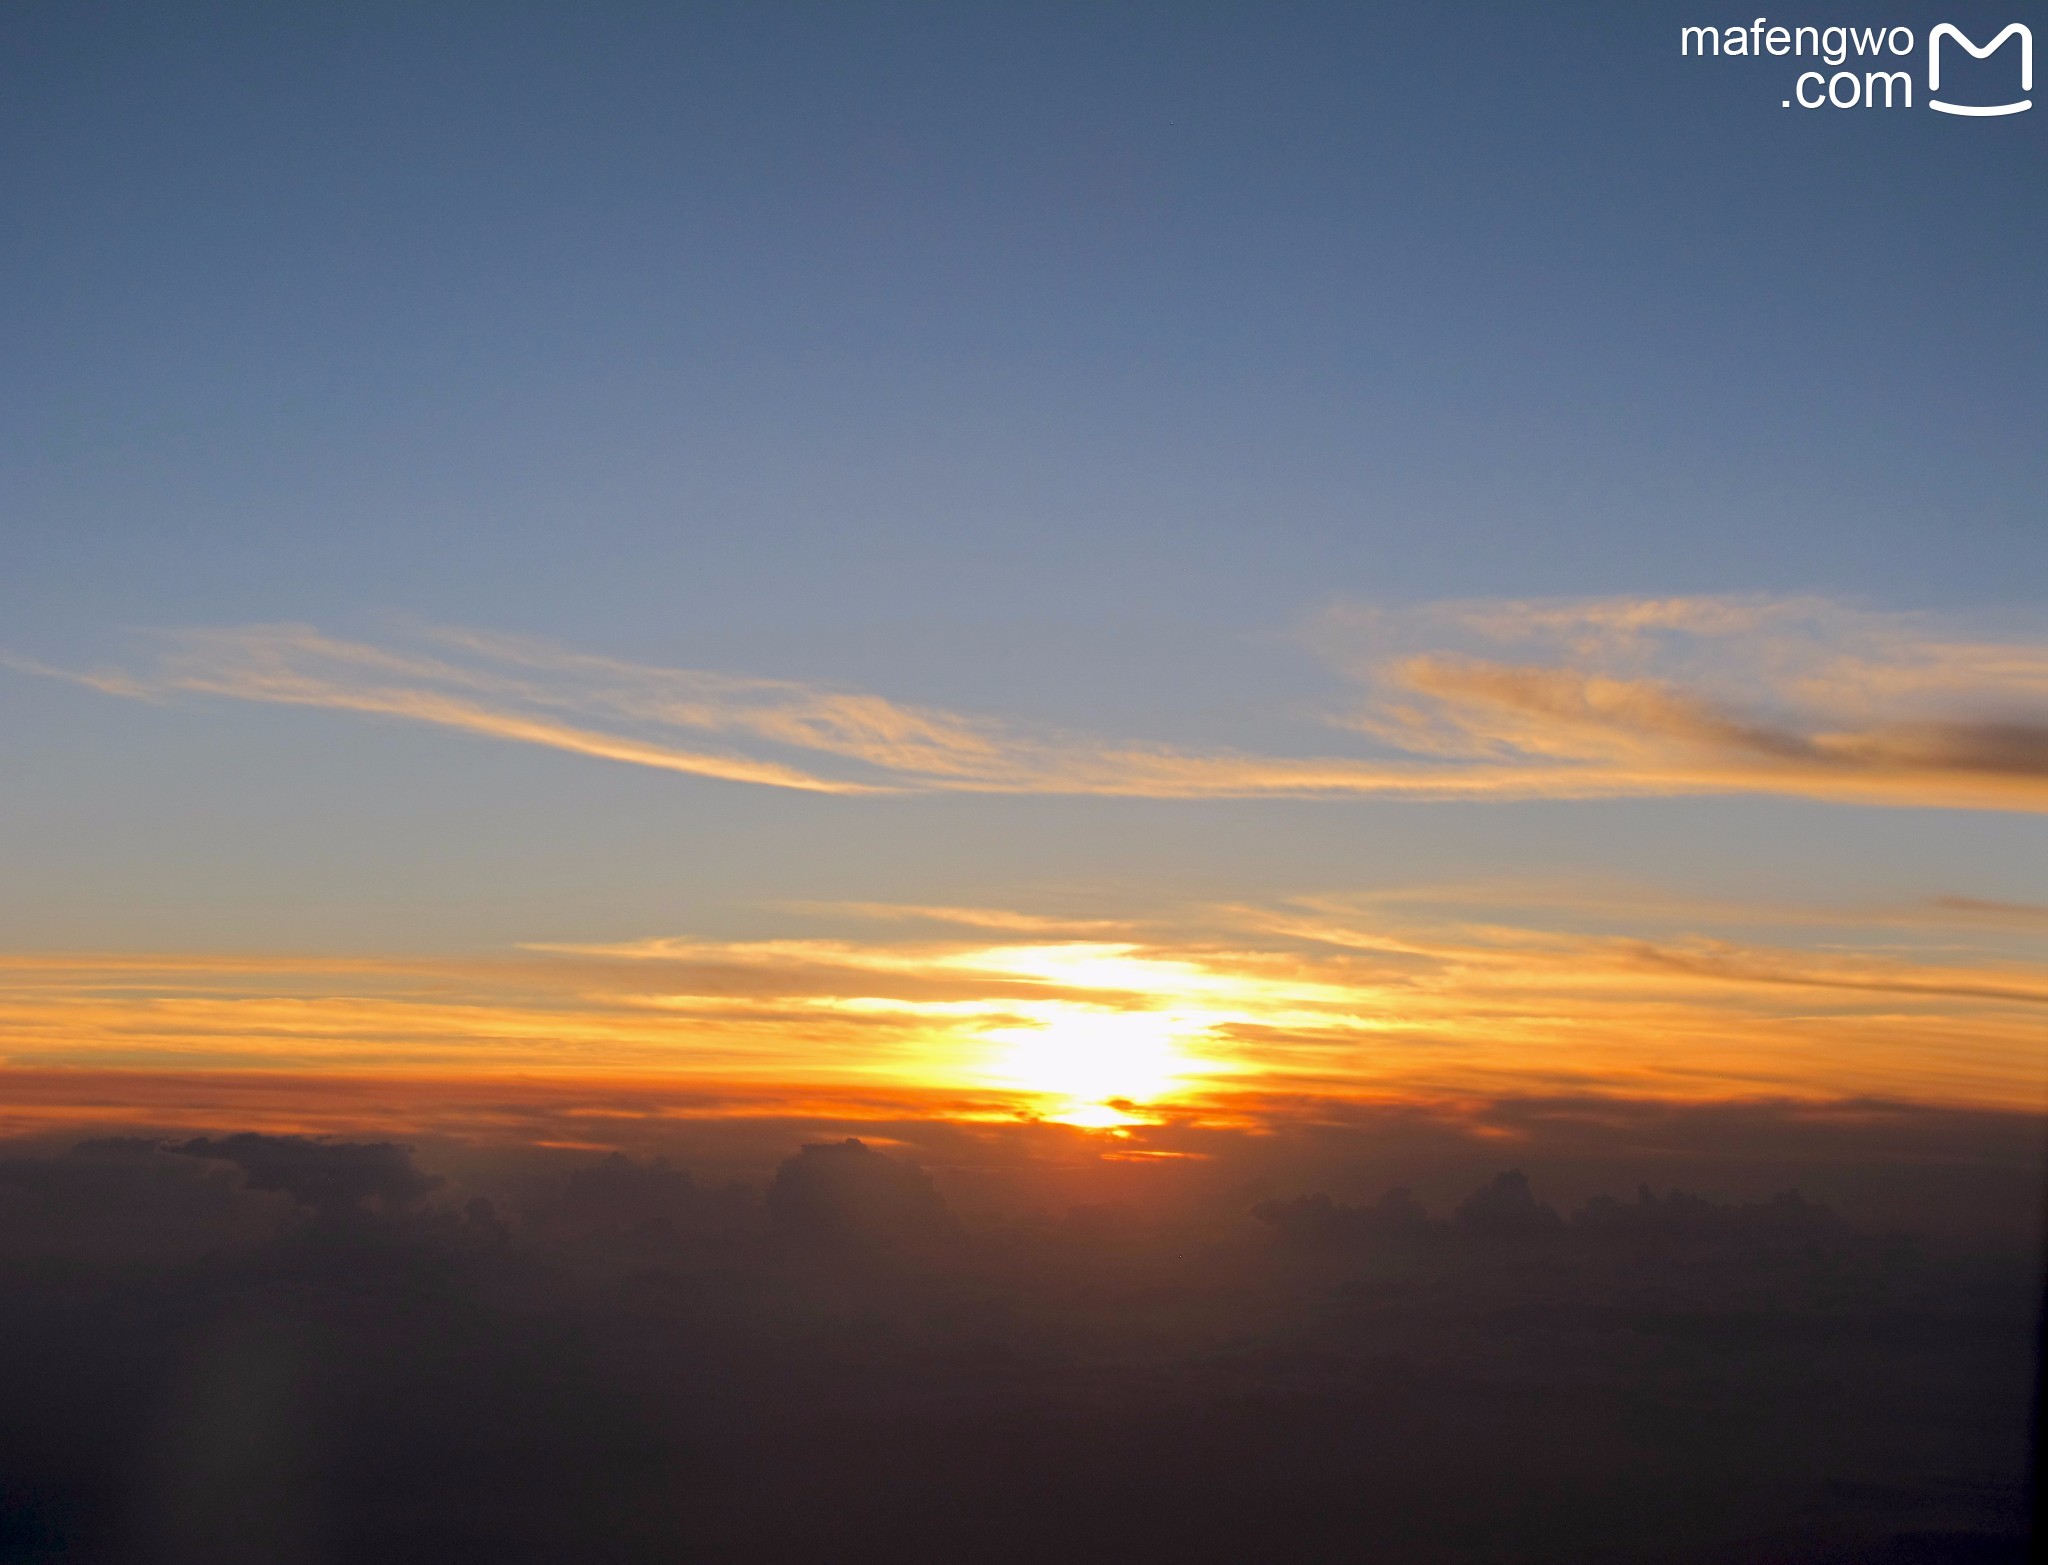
[3,891,2043,1137]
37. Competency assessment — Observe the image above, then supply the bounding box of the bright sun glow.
[981,1003,1206,1126]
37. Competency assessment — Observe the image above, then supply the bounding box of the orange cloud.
[1320,595,2048,811]
[4,891,2042,1120]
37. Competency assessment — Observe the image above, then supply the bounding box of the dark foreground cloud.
[766,1138,957,1247]
[0,1126,2037,1565]
[168,1134,443,1216]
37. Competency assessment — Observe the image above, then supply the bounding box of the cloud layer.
[3,888,2041,1122]
[17,595,2048,810]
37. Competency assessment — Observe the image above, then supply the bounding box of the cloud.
[0,1118,2034,1565]
[4,624,1575,801]
[766,1137,956,1246]
[6,630,880,794]
[171,1132,443,1214]
[779,902,1139,936]
[1315,594,2048,812]
[17,597,2048,809]
[0,1138,292,1262]
[4,888,2044,1118]
[1931,895,2048,927]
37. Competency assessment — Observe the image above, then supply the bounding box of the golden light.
[980,1002,1207,1126]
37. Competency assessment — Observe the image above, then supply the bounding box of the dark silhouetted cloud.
[171,1133,442,1215]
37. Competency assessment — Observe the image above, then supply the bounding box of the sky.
[2,2,2045,1142]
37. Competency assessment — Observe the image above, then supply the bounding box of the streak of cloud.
[1315,595,2048,812]
[11,597,2048,809]
[1932,895,2048,926]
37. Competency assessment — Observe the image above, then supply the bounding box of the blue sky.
[2,0,2043,997]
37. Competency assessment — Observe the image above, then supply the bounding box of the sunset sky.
[3,3,2044,1143]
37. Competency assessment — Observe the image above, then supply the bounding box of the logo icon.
[1927,22,2032,115]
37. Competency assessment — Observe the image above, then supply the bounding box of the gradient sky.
[2,3,2044,1128]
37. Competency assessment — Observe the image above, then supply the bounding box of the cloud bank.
[0,1127,2034,1563]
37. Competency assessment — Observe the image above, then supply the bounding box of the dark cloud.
[766,1138,956,1246]
[1256,1172,1849,1253]
[0,1124,2036,1564]
[1453,1167,1563,1238]
[0,1139,290,1263]
[1574,1183,1847,1241]
[515,1151,753,1258]
[169,1134,442,1216]
[1253,1185,1431,1246]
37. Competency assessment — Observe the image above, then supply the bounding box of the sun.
[982,1005,1201,1126]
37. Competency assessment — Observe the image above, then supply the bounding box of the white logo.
[1928,22,2032,115]
[1680,18,2034,114]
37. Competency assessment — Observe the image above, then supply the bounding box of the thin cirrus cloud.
[1931,895,2048,926]
[1,893,2041,1116]
[1309,594,2048,811]
[12,595,2048,809]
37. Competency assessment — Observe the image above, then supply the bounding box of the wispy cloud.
[1313,595,2048,812]
[1930,895,2048,927]
[777,902,1139,936]
[15,596,2048,809]
[4,623,1586,801]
